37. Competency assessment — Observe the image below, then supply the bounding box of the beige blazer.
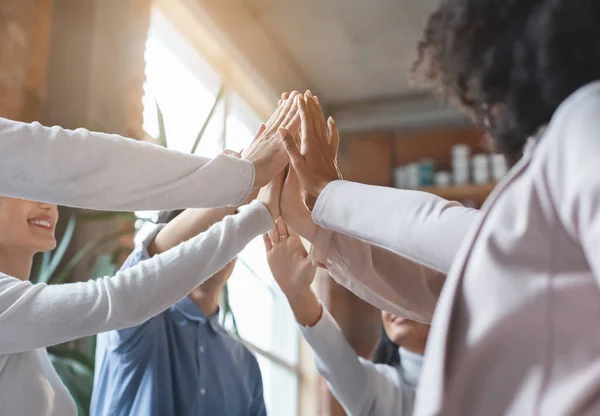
[312,81,600,415]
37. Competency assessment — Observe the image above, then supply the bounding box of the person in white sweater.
[0,91,301,211]
[264,222,430,416]
[0,188,279,415]
[0,94,296,415]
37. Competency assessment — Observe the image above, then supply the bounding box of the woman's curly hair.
[412,0,600,159]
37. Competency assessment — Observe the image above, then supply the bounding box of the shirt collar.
[172,296,221,328]
[399,347,424,388]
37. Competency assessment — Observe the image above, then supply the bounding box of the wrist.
[286,287,322,327]
[315,179,335,199]
[284,285,313,304]
[280,212,317,243]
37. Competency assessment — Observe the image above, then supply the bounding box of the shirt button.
[199,345,205,353]
[200,388,206,395]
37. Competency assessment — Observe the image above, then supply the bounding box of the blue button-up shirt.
[90,227,266,416]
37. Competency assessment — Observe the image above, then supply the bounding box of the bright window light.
[138,8,299,415]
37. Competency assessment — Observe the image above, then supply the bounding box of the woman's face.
[381,310,430,352]
[0,197,59,253]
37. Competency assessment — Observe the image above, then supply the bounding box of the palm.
[242,92,301,189]
[265,233,316,295]
[281,95,342,206]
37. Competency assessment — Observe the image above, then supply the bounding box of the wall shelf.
[419,183,496,203]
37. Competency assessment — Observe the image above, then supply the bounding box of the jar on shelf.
[435,171,451,187]
[406,163,420,189]
[490,154,508,181]
[418,159,435,187]
[452,144,470,185]
[472,154,489,184]
[393,166,406,189]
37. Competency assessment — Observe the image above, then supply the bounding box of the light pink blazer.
[309,192,476,323]
[312,81,600,415]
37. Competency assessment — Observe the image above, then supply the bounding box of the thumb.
[222,149,241,159]
[279,127,303,167]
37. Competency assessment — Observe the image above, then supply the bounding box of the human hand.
[280,93,341,210]
[278,92,301,135]
[263,221,317,299]
[242,92,301,189]
[222,148,260,205]
[257,170,285,220]
[280,167,318,242]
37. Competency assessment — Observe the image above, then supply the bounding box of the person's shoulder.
[97,313,163,352]
[215,328,259,364]
[536,80,600,173]
[548,81,600,134]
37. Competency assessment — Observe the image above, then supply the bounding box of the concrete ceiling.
[190,0,468,130]
[243,0,440,104]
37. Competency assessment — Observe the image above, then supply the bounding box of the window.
[141,8,300,415]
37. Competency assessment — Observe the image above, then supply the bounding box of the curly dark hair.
[412,0,600,158]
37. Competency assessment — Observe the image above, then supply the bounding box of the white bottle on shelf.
[472,154,489,184]
[406,163,420,189]
[393,166,406,189]
[490,154,508,181]
[452,144,470,185]
[435,171,451,187]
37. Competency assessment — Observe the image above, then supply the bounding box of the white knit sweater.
[0,117,255,210]
[0,118,272,415]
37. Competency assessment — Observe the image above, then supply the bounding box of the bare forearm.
[285,287,323,327]
[149,206,235,255]
[281,212,317,243]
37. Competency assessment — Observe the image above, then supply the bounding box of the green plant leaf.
[155,99,168,148]
[237,257,276,297]
[89,254,118,281]
[51,228,134,285]
[190,85,226,154]
[75,211,136,222]
[30,251,51,284]
[38,216,77,284]
[48,344,95,371]
[221,283,240,337]
[49,353,94,416]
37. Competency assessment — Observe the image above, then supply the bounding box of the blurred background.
[0,0,506,415]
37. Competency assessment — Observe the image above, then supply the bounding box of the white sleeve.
[0,201,273,354]
[310,227,445,323]
[312,181,480,274]
[299,308,405,416]
[0,118,254,210]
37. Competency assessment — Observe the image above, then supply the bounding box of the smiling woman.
[0,198,59,279]
[0,192,276,416]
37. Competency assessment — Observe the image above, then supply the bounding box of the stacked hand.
[263,221,322,326]
[247,90,341,222]
[242,92,301,190]
[280,92,342,210]
[240,89,342,328]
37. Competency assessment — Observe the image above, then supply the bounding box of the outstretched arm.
[280,94,479,274]
[281,167,450,323]
[264,226,407,415]
[0,92,300,211]
[0,201,274,354]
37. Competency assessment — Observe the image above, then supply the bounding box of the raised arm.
[312,182,478,274]
[0,92,300,211]
[281,168,447,322]
[0,200,273,354]
[281,95,479,274]
[149,206,240,256]
[264,226,406,415]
